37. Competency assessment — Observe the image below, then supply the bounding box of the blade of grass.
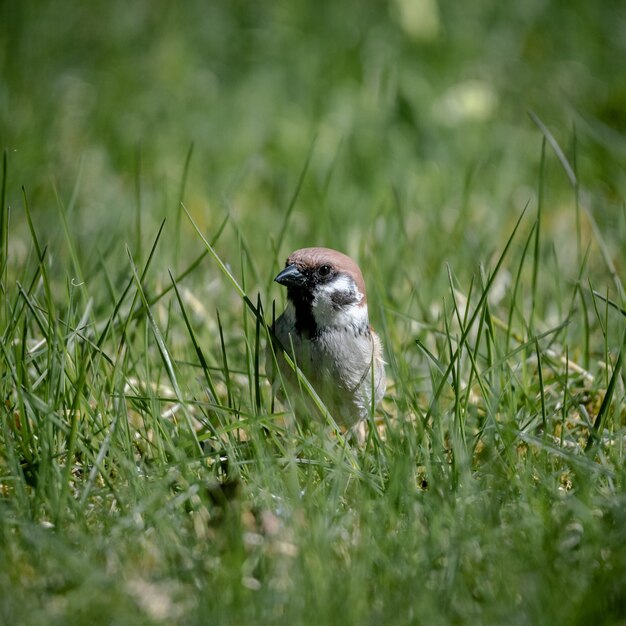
[174,142,194,264]
[0,150,7,283]
[584,327,625,452]
[272,134,317,275]
[561,347,569,448]
[589,289,626,318]
[572,122,582,263]
[528,111,576,186]
[530,137,546,335]
[134,143,142,264]
[425,205,528,420]
[414,339,446,375]
[107,219,167,358]
[530,111,625,302]
[126,245,202,454]
[499,214,542,354]
[254,293,263,413]
[78,411,120,507]
[168,269,220,409]
[22,188,56,324]
[216,308,234,411]
[535,337,547,430]
[182,202,247,300]
[53,173,91,307]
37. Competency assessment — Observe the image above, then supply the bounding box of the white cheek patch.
[313,274,367,330]
[317,274,363,306]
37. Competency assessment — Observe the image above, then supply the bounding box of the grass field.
[1,1,626,624]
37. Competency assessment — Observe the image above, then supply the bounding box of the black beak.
[274,264,306,288]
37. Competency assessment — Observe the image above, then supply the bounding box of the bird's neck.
[286,292,370,339]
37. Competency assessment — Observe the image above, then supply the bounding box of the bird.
[266,247,386,436]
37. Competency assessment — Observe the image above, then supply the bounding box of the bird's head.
[274,247,369,336]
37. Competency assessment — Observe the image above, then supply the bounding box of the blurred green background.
[1,0,625,288]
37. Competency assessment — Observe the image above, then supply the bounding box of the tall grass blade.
[134,143,143,264]
[174,142,194,263]
[168,269,220,412]
[528,111,576,187]
[216,308,233,410]
[0,150,7,281]
[254,293,263,413]
[506,205,534,348]
[584,328,625,452]
[126,245,202,453]
[530,111,625,302]
[589,289,626,318]
[535,337,547,430]
[273,134,316,270]
[426,205,528,419]
[530,138,546,334]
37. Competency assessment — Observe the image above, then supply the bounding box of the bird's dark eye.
[318,265,331,278]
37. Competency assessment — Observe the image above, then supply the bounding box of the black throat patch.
[287,287,317,338]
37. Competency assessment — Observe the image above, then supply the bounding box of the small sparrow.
[267,247,386,432]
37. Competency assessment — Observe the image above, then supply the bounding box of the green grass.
[1,1,626,624]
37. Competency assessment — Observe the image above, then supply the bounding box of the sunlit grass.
[2,120,625,623]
